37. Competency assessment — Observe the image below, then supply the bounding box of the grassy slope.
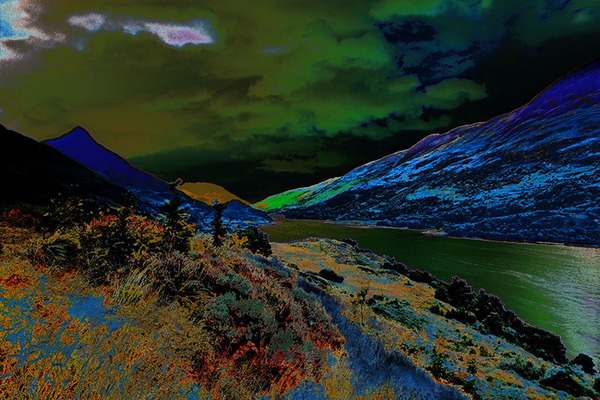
[272,238,599,400]
[0,224,206,399]
[0,214,597,399]
[179,182,250,206]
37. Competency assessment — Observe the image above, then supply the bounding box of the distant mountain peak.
[52,126,97,143]
[45,127,170,191]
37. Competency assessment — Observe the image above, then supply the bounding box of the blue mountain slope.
[258,58,600,245]
[46,128,169,192]
[46,128,271,229]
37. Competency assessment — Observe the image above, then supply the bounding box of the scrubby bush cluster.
[235,226,272,257]
[196,255,343,393]
[5,194,343,397]
[1,208,38,228]
[435,275,575,365]
[499,355,548,381]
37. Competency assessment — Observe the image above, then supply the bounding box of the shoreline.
[261,216,600,249]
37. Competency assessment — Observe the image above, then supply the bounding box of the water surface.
[263,219,600,362]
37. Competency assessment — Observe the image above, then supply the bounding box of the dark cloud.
[376,20,439,44]
[0,0,599,200]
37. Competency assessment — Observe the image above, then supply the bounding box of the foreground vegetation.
[0,196,598,399]
[0,198,343,399]
[273,238,600,399]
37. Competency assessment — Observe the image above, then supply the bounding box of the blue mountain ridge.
[45,127,272,230]
[258,58,600,245]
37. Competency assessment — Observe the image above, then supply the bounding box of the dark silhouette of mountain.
[45,127,271,229]
[0,124,127,207]
[257,58,600,245]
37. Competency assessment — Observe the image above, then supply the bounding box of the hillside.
[0,124,126,207]
[179,182,250,206]
[256,59,600,245]
[45,127,271,229]
[1,209,597,399]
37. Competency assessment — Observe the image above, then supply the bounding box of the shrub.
[318,268,344,283]
[435,275,477,308]
[35,236,79,271]
[39,193,100,233]
[1,208,38,228]
[340,237,359,248]
[481,312,505,336]
[211,202,227,247]
[429,303,445,316]
[236,227,272,257]
[467,359,478,374]
[380,255,409,275]
[446,307,477,325]
[428,352,451,380]
[407,269,439,287]
[500,355,547,381]
[199,254,343,395]
[150,252,208,304]
[539,368,595,398]
[479,346,491,357]
[160,197,195,253]
[368,295,424,330]
[569,353,597,375]
[79,212,165,285]
[436,275,569,364]
[453,334,474,351]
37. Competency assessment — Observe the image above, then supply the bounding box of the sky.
[1,0,600,201]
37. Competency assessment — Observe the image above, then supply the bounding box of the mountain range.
[1,125,271,229]
[45,127,272,229]
[257,58,600,245]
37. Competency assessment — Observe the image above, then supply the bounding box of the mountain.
[46,127,169,192]
[0,124,126,207]
[257,58,600,245]
[45,127,271,229]
[179,182,250,206]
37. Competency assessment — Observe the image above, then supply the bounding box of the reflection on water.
[263,220,600,362]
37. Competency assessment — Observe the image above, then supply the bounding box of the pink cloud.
[67,12,215,48]
[144,23,213,46]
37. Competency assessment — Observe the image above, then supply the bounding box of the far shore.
[261,215,600,249]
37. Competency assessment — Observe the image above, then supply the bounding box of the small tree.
[354,284,369,326]
[236,227,272,257]
[210,201,227,248]
[160,196,194,253]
